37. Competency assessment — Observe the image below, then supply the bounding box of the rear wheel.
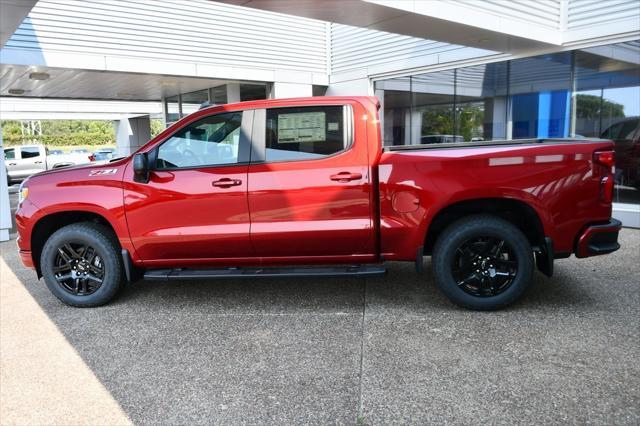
[432,215,534,310]
[41,222,123,307]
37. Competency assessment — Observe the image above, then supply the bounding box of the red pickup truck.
[15,96,621,310]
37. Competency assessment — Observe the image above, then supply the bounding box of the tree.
[576,93,625,120]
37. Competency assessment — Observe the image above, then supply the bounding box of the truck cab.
[4,144,94,184]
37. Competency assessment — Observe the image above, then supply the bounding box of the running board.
[144,265,387,281]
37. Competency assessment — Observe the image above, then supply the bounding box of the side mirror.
[133,153,149,183]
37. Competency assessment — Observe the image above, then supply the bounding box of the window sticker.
[277,112,326,143]
[327,122,339,131]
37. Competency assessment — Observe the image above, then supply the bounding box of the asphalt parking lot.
[1,224,639,424]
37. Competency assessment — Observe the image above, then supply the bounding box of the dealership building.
[0,0,639,237]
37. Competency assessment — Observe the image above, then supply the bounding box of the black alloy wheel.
[53,242,105,296]
[452,237,517,297]
[41,222,123,307]
[432,215,534,310]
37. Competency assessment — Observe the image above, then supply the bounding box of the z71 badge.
[89,169,118,176]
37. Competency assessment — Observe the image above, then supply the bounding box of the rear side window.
[21,147,40,159]
[265,106,348,162]
[4,148,15,160]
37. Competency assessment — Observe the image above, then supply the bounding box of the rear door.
[247,102,375,261]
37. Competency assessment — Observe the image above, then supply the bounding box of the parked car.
[600,117,639,190]
[48,149,64,155]
[4,145,95,184]
[421,134,465,144]
[70,148,90,154]
[15,96,621,310]
[92,147,117,163]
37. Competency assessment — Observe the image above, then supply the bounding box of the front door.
[247,104,375,262]
[124,110,254,264]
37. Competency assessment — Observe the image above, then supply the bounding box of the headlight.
[18,181,29,205]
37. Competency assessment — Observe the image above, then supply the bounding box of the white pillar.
[492,96,508,140]
[325,78,371,96]
[404,110,411,145]
[269,82,312,99]
[411,109,422,145]
[0,127,11,241]
[114,115,151,157]
[226,83,241,103]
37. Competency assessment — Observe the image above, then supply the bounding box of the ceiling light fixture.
[29,72,50,80]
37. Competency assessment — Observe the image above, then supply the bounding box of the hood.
[26,156,130,186]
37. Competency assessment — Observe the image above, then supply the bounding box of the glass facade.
[374,41,640,205]
[163,82,268,126]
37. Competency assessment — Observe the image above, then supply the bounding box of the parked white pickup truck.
[3,145,94,184]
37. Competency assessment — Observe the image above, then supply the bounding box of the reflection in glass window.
[265,106,346,161]
[412,70,456,145]
[210,85,228,105]
[240,84,267,101]
[375,77,411,146]
[510,53,572,139]
[181,89,209,116]
[575,42,640,204]
[156,112,243,168]
[372,41,640,207]
[456,63,508,141]
[165,95,180,124]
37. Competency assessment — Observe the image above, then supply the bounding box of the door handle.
[8,163,17,166]
[212,178,242,188]
[330,172,362,182]
[35,161,43,164]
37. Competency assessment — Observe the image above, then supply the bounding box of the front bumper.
[19,249,35,269]
[576,218,622,258]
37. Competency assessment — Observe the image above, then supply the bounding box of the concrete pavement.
[0,230,638,424]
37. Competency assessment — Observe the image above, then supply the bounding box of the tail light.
[593,150,615,203]
[88,155,96,162]
[594,151,615,169]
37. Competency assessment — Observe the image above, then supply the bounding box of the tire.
[432,215,534,311]
[40,222,123,307]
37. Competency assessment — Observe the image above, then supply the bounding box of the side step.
[144,265,387,281]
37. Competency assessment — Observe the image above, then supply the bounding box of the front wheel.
[41,222,123,307]
[432,215,534,311]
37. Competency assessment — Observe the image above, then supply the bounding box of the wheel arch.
[423,197,546,255]
[30,210,121,277]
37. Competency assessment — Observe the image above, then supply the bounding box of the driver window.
[156,112,243,169]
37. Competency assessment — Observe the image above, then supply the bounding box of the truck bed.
[377,137,615,260]
[383,138,609,152]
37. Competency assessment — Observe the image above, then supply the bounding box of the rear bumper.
[576,218,622,258]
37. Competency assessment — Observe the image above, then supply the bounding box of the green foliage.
[1,120,115,146]
[421,106,454,137]
[457,103,484,141]
[576,94,625,120]
[151,119,165,138]
[419,103,484,141]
